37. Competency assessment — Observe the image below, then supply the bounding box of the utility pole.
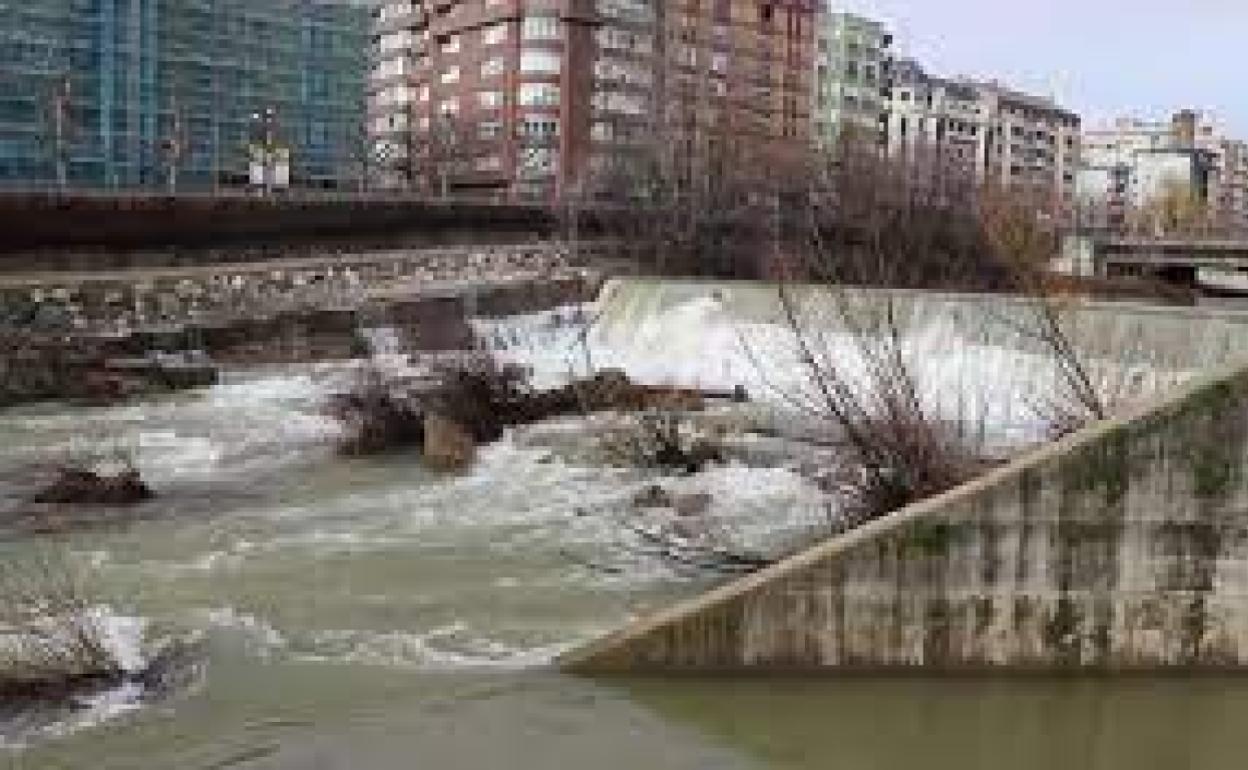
[51,75,72,191]
[211,69,222,195]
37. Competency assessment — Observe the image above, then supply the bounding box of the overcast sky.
[839,0,1246,135]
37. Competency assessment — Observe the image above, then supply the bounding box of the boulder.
[33,467,154,506]
[423,413,477,471]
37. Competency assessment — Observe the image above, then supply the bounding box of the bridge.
[1064,236,1248,290]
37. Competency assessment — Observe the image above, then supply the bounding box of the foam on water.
[0,607,154,749]
[290,624,574,671]
[482,283,1195,448]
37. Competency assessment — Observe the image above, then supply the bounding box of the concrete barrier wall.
[564,363,1248,672]
[563,284,1248,673]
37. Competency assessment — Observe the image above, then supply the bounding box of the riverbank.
[5,278,1244,764]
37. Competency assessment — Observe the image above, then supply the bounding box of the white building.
[886,58,1081,223]
[1079,111,1248,234]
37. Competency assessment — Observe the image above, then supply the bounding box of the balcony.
[374,4,426,34]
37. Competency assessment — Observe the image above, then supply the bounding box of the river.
[4,284,1244,768]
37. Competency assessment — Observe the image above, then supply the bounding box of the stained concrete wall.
[564,283,1248,672]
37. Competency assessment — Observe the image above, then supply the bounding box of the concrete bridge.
[1064,236,1248,290]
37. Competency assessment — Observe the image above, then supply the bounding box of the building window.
[520,49,562,74]
[518,83,560,106]
[479,121,503,140]
[483,23,508,46]
[481,57,505,78]
[522,16,561,41]
[521,115,560,138]
[479,90,504,109]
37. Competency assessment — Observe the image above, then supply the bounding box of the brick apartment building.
[369,0,816,199]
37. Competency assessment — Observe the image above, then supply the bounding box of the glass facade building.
[0,0,369,190]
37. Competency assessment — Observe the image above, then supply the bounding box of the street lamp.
[248,107,287,195]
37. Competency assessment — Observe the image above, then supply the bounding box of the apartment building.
[812,11,891,148]
[1079,110,1248,234]
[885,58,1081,221]
[1,0,370,190]
[660,0,816,188]
[1222,139,1248,233]
[369,0,816,198]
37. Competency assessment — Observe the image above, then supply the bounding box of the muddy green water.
[4,293,1247,767]
[18,668,1248,768]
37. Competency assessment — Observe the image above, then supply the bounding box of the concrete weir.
[562,282,1248,673]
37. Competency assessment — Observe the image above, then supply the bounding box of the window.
[521,49,562,74]
[481,57,505,78]
[519,83,560,106]
[482,23,508,46]
[521,115,560,138]
[522,16,561,40]
[517,147,557,177]
[478,120,503,139]
[479,90,504,109]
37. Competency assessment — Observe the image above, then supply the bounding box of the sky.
[839,0,1247,136]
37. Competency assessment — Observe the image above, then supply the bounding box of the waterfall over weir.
[558,278,1246,445]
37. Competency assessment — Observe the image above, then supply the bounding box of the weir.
[562,279,1248,672]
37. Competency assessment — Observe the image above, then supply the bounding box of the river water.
[4,284,1245,768]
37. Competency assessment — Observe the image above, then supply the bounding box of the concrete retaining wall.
[564,283,1248,673]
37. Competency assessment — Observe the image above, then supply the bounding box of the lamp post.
[249,107,283,195]
[51,75,72,191]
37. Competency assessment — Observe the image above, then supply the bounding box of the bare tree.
[414,112,478,200]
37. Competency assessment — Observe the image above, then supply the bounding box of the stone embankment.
[0,337,218,407]
[0,243,605,405]
[0,242,608,337]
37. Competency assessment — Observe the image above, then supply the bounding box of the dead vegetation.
[0,551,125,702]
[327,345,737,476]
[328,365,428,456]
[758,136,1147,530]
